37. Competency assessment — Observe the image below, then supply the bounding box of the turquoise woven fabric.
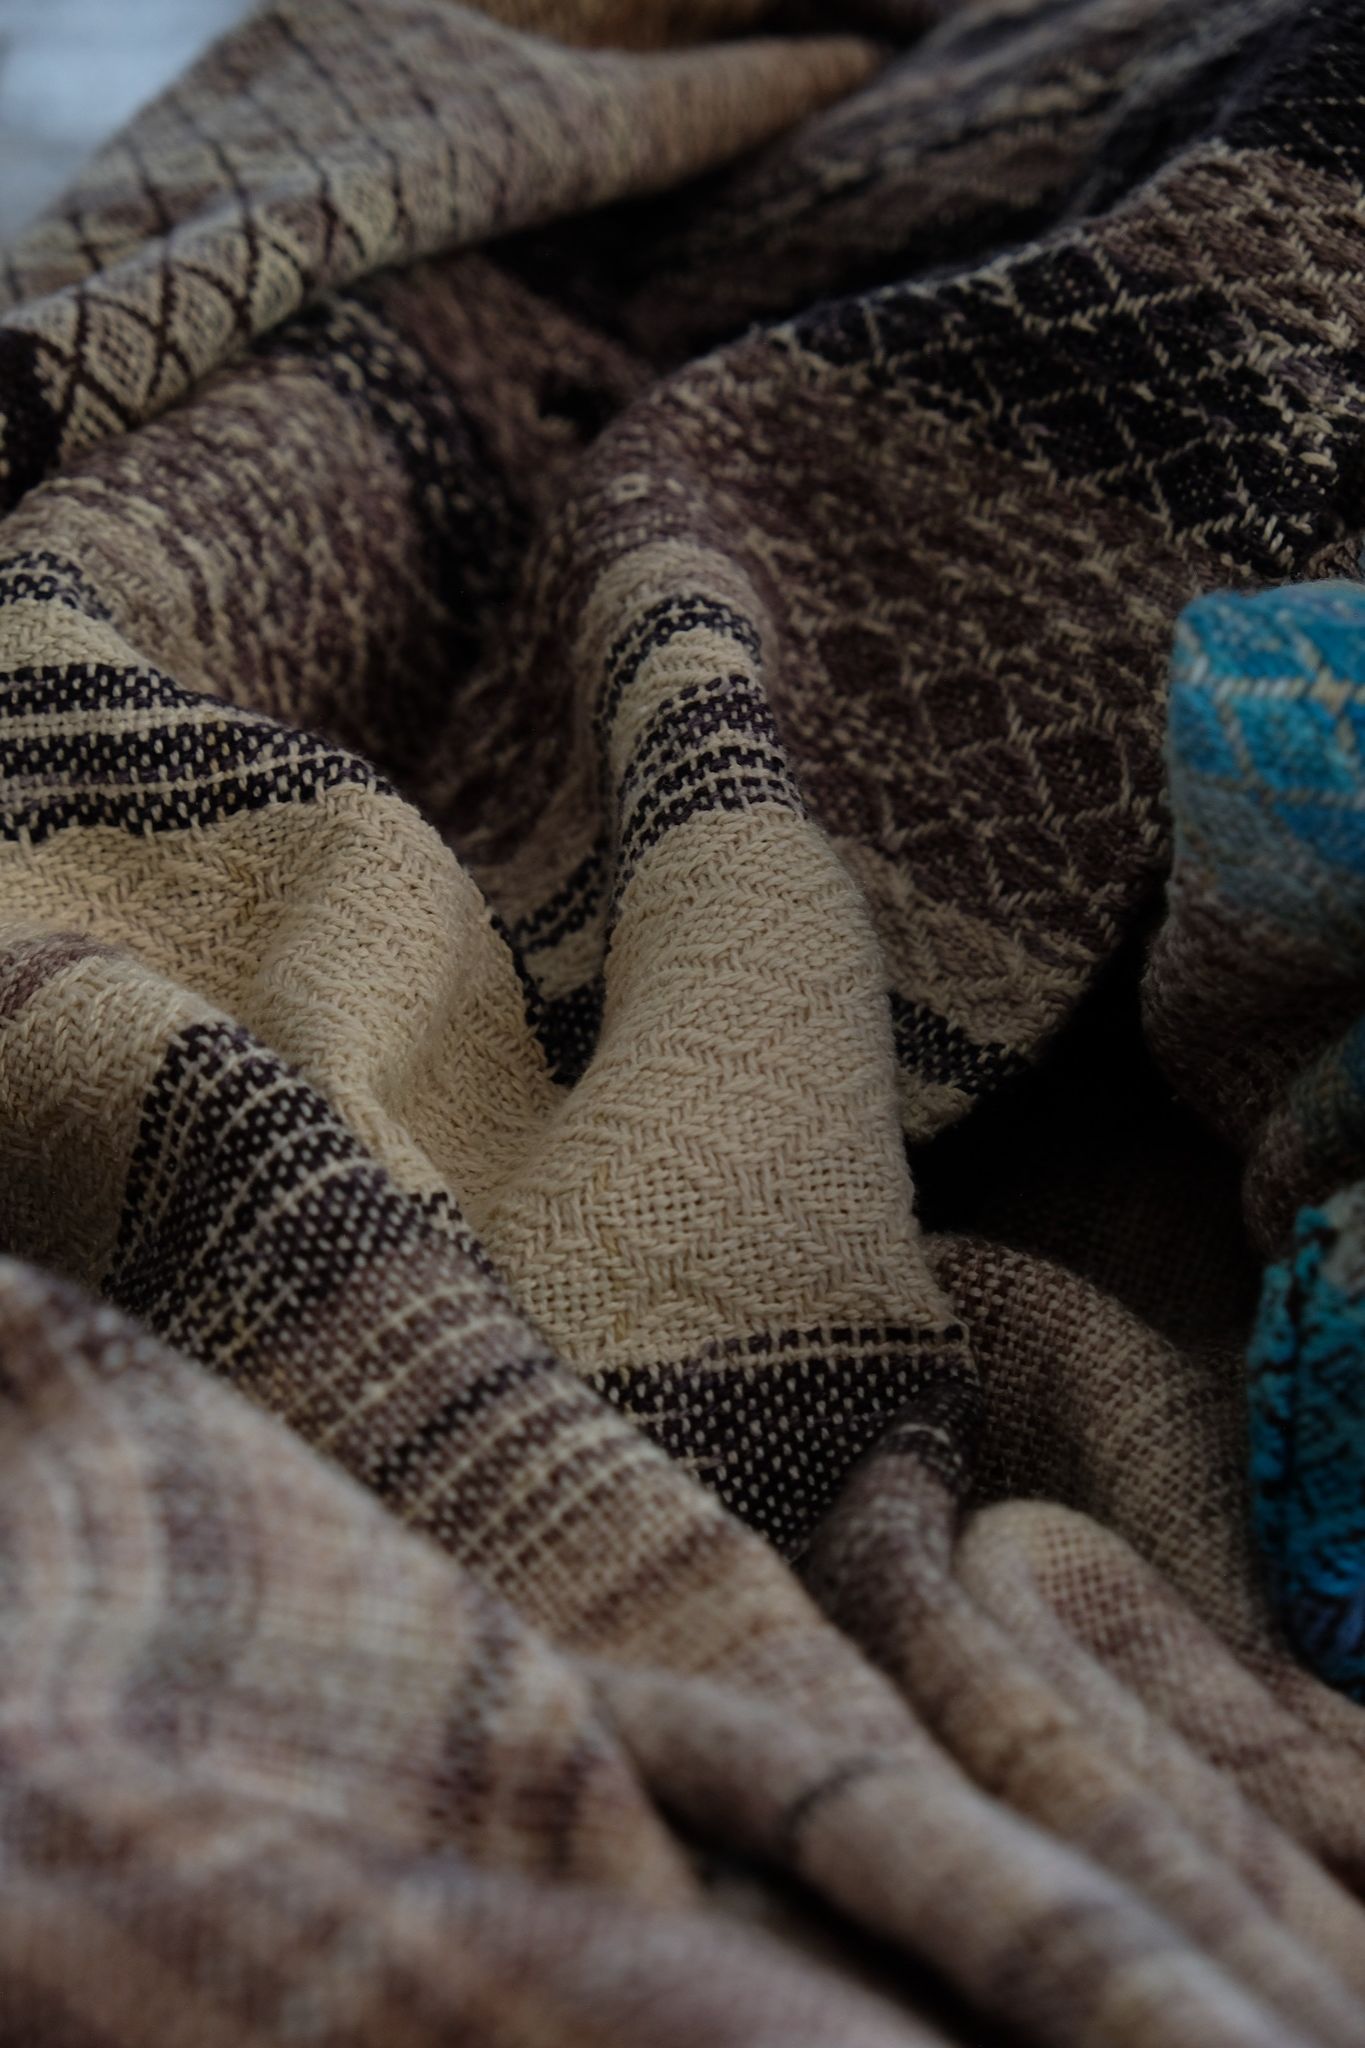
[1168,582,1365,1697]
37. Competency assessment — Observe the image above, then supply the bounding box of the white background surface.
[0,0,252,242]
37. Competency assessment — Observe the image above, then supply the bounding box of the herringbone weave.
[2,1,1365,2042]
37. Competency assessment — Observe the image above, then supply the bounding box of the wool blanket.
[1,1,1365,2042]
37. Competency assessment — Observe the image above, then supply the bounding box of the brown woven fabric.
[1,1,1365,2041]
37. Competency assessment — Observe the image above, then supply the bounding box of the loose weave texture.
[2,1,1365,2043]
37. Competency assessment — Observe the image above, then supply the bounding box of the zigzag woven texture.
[3,2,1365,2043]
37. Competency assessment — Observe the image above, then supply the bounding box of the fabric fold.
[2,0,1365,2042]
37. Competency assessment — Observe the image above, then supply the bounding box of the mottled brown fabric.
[1,1,1365,2042]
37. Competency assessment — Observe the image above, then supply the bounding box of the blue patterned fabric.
[1250,1198,1365,1696]
[1169,582,1365,926]
[1166,581,1365,1696]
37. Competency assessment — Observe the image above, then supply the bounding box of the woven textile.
[1148,582,1365,1700]
[2,1,1365,2041]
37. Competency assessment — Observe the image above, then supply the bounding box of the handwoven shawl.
[1,2,1365,2042]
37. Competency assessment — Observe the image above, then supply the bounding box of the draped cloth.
[1,2,1365,2041]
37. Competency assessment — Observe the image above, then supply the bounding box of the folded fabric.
[1,1,1365,2043]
